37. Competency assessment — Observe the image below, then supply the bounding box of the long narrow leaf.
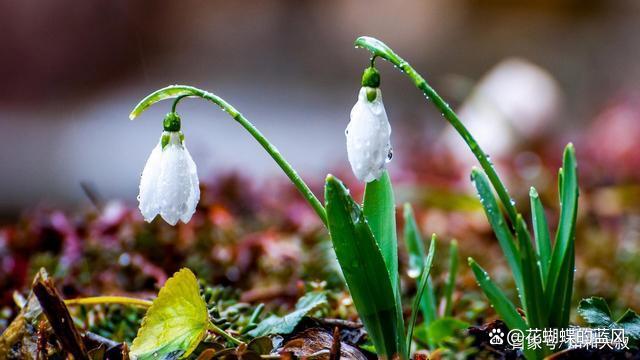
[364,171,399,295]
[444,240,459,317]
[529,187,551,284]
[559,245,575,327]
[470,169,523,297]
[363,171,405,355]
[403,204,437,328]
[406,235,437,355]
[468,258,527,332]
[468,258,538,360]
[325,175,403,359]
[550,243,575,329]
[515,216,545,331]
[546,144,578,328]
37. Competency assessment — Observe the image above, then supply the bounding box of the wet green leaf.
[529,187,551,283]
[578,297,612,327]
[363,171,399,295]
[470,169,523,297]
[618,309,640,341]
[468,258,526,333]
[578,297,640,342]
[547,144,578,329]
[325,175,403,359]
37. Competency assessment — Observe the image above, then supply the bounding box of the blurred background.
[1,0,640,218]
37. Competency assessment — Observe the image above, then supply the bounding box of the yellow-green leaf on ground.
[130,268,209,360]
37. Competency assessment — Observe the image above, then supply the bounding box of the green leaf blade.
[470,169,523,298]
[546,144,579,328]
[403,203,437,327]
[529,187,551,284]
[444,239,459,317]
[406,235,437,353]
[325,175,403,359]
[248,292,327,337]
[515,216,546,330]
[363,171,399,294]
[130,268,209,360]
[468,258,527,333]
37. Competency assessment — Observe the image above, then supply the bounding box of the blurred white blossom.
[443,58,561,162]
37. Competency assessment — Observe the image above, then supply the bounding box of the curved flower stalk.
[346,67,393,182]
[354,36,519,225]
[129,85,327,226]
[138,112,200,225]
[355,36,579,360]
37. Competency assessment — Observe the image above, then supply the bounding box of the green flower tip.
[361,67,380,88]
[161,133,170,149]
[325,174,347,193]
[565,142,575,155]
[529,187,539,197]
[325,174,337,184]
[163,112,181,132]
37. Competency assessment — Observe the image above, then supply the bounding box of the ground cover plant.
[1,36,639,360]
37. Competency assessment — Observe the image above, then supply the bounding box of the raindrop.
[407,268,420,279]
[345,128,349,136]
[386,148,393,163]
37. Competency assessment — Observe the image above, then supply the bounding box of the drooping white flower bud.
[346,86,392,182]
[138,113,199,225]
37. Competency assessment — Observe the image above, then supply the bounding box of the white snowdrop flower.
[138,112,199,225]
[346,69,392,182]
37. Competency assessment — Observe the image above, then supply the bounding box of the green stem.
[171,95,189,113]
[208,320,244,346]
[64,296,152,308]
[355,36,518,225]
[130,85,327,226]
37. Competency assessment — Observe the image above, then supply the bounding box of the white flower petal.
[138,141,163,222]
[158,134,192,226]
[138,131,201,226]
[346,87,392,182]
[179,144,200,223]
